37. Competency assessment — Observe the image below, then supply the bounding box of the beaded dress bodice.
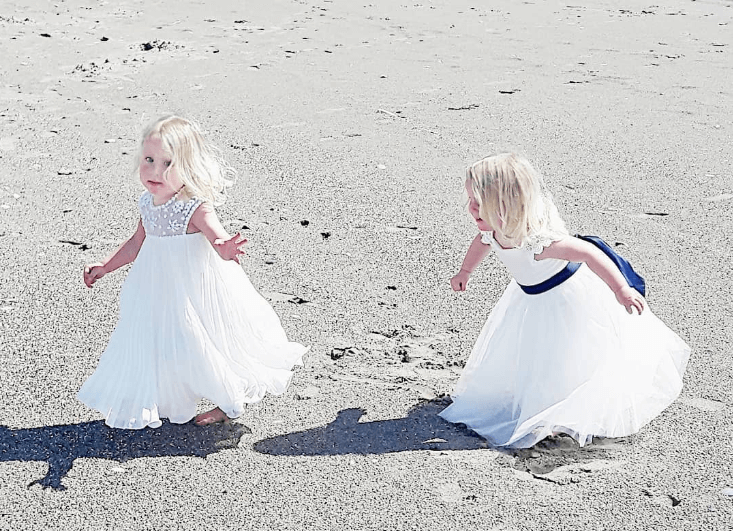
[139,191,203,237]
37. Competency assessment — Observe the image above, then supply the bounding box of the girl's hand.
[615,285,645,315]
[539,237,645,316]
[84,263,106,288]
[213,232,248,263]
[451,269,471,292]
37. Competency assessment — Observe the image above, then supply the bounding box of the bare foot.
[194,407,229,426]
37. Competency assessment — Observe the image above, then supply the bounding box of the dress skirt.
[78,233,308,429]
[439,264,690,448]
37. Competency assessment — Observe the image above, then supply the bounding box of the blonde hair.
[136,115,235,205]
[467,153,568,248]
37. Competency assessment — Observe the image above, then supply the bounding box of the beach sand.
[0,0,731,529]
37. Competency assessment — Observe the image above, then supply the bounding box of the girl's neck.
[491,231,516,250]
[151,185,186,206]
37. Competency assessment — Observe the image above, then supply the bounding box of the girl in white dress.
[78,115,308,429]
[439,153,690,448]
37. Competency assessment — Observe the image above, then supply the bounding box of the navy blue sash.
[519,261,581,295]
[518,235,646,296]
[576,235,646,297]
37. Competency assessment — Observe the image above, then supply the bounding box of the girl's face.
[139,135,183,204]
[466,180,493,232]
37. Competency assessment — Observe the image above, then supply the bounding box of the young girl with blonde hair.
[79,115,308,429]
[440,153,689,448]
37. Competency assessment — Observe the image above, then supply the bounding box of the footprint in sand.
[262,291,313,305]
[528,459,623,485]
[510,434,631,484]
[0,138,16,151]
[436,480,466,503]
[679,397,726,412]
[642,488,682,508]
[294,385,321,401]
[363,326,461,399]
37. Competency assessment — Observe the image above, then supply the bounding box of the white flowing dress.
[78,192,308,429]
[439,231,690,448]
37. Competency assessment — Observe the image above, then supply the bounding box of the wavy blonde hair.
[467,153,568,248]
[136,115,235,205]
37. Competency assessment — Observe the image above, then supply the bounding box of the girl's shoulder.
[481,231,525,252]
[177,189,198,204]
[522,233,562,255]
[479,231,494,245]
[138,190,152,211]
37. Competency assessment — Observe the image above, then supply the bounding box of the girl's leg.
[194,407,230,426]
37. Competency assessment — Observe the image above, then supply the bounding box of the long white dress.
[439,231,690,448]
[78,192,308,429]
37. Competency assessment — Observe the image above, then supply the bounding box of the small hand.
[214,232,248,263]
[84,263,106,288]
[450,269,471,292]
[615,285,645,315]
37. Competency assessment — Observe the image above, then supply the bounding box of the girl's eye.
[145,156,153,163]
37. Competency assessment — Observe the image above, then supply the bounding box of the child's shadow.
[254,399,628,481]
[0,420,249,490]
[254,399,489,456]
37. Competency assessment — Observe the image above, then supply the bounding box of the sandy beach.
[1,0,732,529]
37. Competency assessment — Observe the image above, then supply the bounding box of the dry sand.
[1,0,732,529]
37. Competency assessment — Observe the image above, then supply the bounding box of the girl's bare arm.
[188,202,247,262]
[84,219,146,287]
[536,236,645,314]
[451,233,491,291]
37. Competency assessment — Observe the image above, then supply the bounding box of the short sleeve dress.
[439,231,690,448]
[78,191,308,429]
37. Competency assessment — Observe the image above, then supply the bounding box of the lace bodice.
[480,231,571,286]
[139,191,203,237]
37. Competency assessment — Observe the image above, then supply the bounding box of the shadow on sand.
[253,398,629,481]
[0,419,249,490]
[254,398,489,456]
